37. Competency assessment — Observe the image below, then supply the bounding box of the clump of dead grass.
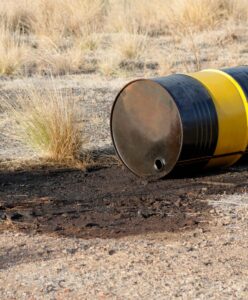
[112,32,147,60]
[167,0,219,33]
[32,38,86,75]
[0,80,85,164]
[0,1,36,34]
[97,30,148,76]
[0,27,28,75]
[98,54,121,76]
[0,0,106,38]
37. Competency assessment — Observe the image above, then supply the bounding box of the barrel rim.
[110,78,184,179]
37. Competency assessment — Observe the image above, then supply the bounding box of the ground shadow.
[0,156,248,239]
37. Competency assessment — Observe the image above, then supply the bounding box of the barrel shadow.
[1,155,247,239]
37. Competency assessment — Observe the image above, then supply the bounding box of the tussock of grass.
[79,34,100,52]
[0,1,36,34]
[167,0,219,32]
[0,0,106,37]
[0,27,28,75]
[0,80,85,164]
[33,39,86,75]
[113,32,147,60]
[98,54,121,76]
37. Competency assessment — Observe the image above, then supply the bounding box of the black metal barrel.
[110,74,218,179]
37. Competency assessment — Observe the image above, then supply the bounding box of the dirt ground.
[0,77,248,299]
[0,162,247,239]
[0,161,248,299]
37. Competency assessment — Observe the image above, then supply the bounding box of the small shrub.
[0,28,28,75]
[34,39,86,75]
[113,33,147,60]
[98,54,121,76]
[0,80,85,163]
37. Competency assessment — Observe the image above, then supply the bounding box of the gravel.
[0,194,248,299]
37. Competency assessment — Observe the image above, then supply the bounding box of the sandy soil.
[0,77,248,299]
[0,193,248,299]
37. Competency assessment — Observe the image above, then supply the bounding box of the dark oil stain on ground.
[0,161,247,239]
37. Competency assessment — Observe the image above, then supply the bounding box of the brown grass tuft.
[33,38,86,75]
[0,80,85,164]
[112,32,147,60]
[0,27,28,75]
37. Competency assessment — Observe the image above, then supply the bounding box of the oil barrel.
[111,74,220,179]
[111,68,248,179]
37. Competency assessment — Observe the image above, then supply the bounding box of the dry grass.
[0,0,247,76]
[106,0,248,34]
[0,27,28,75]
[98,54,121,76]
[105,1,166,34]
[112,32,148,60]
[32,39,86,75]
[167,0,220,32]
[0,0,106,76]
[0,0,106,37]
[0,80,85,164]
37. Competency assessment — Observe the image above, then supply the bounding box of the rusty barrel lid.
[110,79,183,179]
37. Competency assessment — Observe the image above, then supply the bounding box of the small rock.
[108,249,116,255]
[54,225,63,231]
[66,248,78,255]
[203,260,212,266]
[137,209,154,219]
[222,217,232,226]
[85,222,100,228]
[186,246,195,252]
[175,200,181,207]
[45,284,57,293]
[140,180,148,186]
[10,212,23,221]
[0,211,7,221]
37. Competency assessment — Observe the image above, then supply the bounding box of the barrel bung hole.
[154,158,165,172]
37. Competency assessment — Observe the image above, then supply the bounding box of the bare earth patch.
[0,160,248,298]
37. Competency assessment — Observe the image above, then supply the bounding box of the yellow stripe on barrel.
[190,69,248,167]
